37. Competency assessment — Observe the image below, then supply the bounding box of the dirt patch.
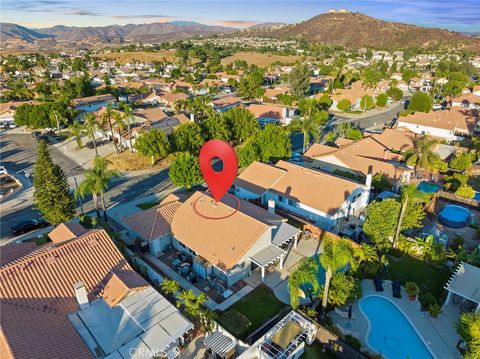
[221,51,303,66]
[105,150,172,171]
[94,51,179,64]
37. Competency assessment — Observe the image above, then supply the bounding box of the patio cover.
[445,262,480,304]
[249,245,285,267]
[203,331,235,357]
[272,222,301,246]
[271,321,302,349]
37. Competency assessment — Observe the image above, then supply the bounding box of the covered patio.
[444,262,480,313]
[203,331,236,359]
[250,245,286,281]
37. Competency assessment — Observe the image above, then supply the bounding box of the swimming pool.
[417,181,440,194]
[474,192,480,201]
[438,205,471,228]
[360,296,434,359]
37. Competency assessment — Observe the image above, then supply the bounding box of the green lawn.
[302,342,339,359]
[386,253,452,303]
[218,286,289,340]
[136,201,160,210]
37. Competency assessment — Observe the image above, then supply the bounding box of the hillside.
[1,23,53,42]
[245,12,480,50]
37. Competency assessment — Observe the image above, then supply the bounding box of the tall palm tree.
[76,157,119,222]
[68,120,86,149]
[75,173,101,219]
[50,109,65,134]
[288,117,320,152]
[122,103,134,152]
[353,243,380,275]
[113,112,126,152]
[177,289,196,314]
[288,257,320,309]
[161,279,180,298]
[102,104,119,154]
[84,113,100,157]
[319,237,354,317]
[405,135,439,173]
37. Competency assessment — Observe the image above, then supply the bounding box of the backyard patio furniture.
[392,280,402,298]
[373,277,384,292]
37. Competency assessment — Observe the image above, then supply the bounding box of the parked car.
[32,131,42,140]
[11,219,49,235]
[432,104,443,111]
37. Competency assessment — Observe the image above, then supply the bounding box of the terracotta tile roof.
[264,88,286,98]
[72,94,115,106]
[212,95,242,108]
[398,107,479,133]
[303,144,338,158]
[247,104,285,119]
[0,243,38,267]
[102,270,149,307]
[371,128,416,153]
[0,229,143,359]
[159,91,188,104]
[122,196,182,241]
[133,107,167,121]
[335,137,355,147]
[331,81,377,104]
[272,161,363,215]
[449,92,480,104]
[235,161,286,195]
[48,223,88,244]
[171,191,275,271]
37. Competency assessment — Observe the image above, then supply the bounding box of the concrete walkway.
[331,280,462,359]
[181,333,206,359]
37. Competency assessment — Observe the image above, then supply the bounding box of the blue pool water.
[474,192,480,201]
[417,181,440,194]
[360,296,433,359]
[438,205,471,228]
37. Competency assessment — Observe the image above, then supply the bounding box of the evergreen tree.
[289,63,311,98]
[33,141,75,224]
[169,152,203,189]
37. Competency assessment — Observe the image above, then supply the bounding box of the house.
[330,81,378,111]
[408,77,432,93]
[157,91,189,107]
[246,104,296,125]
[264,87,287,102]
[449,93,480,109]
[396,107,479,141]
[303,134,413,188]
[234,160,371,230]
[0,224,193,359]
[0,101,32,126]
[309,76,332,93]
[212,95,242,112]
[443,262,480,312]
[72,94,115,113]
[122,192,301,285]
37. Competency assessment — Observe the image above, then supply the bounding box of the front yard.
[386,253,452,304]
[218,286,289,340]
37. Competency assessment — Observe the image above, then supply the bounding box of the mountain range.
[1,12,479,51]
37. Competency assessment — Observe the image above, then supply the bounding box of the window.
[288,199,296,207]
[278,195,284,202]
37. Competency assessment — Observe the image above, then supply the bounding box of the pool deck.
[330,280,462,359]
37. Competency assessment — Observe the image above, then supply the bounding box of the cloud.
[111,14,173,19]
[69,9,103,16]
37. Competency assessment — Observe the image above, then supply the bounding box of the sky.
[1,0,479,32]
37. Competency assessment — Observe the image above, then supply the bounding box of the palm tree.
[161,279,180,298]
[177,289,196,314]
[122,103,134,152]
[113,112,126,152]
[68,120,86,149]
[288,257,320,309]
[288,117,320,152]
[353,243,380,275]
[405,135,439,173]
[50,109,65,134]
[319,237,354,317]
[76,157,119,222]
[84,113,100,157]
[102,104,119,154]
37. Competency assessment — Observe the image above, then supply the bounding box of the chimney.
[365,165,373,189]
[190,113,195,122]
[74,282,89,310]
[268,199,276,214]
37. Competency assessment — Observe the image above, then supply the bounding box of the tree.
[337,99,351,112]
[298,98,320,118]
[319,237,354,317]
[345,127,363,140]
[254,124,291,163]
[408,92,432,113]
[317,93,333,110]
[102,104,119,154]
[201,114,230,141]
[76,157,119,222]
[50,109,65,133]
[113,112,126,151]
[360,95,375,112]
[456,185,475,199]
[223,107,258,143]
[376,93,388,108]
[68,120,86,149]
[386,87,403,102]
[372,173,391,191]
[135,129,170,164]
[363,199,401,249]
[161,279,180,298]
[33,141,75,225]
[122,104,134,152]
[169,152,203,189]
[352,243,381,276]
[172,122,204,153]
[288,257,319,309]
[236,139,261,167]
[84,113,100,157]
[288,117,320,152]
[238,69,265,100]
[405,136,443,173]
[321,273,361,307]
[457,312,480,359]
[289,63,311,98]
[402,69,417,83]
[450,152,475,172]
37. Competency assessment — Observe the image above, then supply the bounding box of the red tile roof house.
[72,94,116,113]
[246,104,297,125]
[0,223,193,359]
[121,193,301,285]
[234,160,372,232]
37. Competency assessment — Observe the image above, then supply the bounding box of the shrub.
[337,99,351,112]
[405,282,420,298]
[429,302,442,318]
[408,92,432,113]
[419,292,436,309]
[344,334,362,350]
[449,236,465,252]
[386,87,403,101]
[456,185,475,199]
[376,93,388,108]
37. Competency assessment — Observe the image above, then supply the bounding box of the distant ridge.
[242,12,480,50]
[247,22,286,30]
[1,23,53,42]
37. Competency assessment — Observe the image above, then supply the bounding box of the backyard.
[302,341,339,359]
[386,252,452,304]
[218,286,289,340]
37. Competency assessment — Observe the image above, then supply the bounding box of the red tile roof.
[48,223,88,244]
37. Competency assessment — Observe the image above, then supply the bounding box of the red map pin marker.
[199,140,238,202]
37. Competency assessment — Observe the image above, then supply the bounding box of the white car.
[432,104,443,111]
[0,166,7,175]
